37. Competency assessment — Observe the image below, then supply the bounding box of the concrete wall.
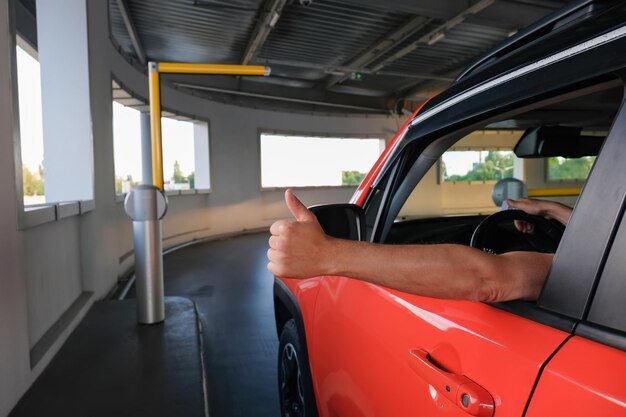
[0,1,32,414]
[0,1,401,414]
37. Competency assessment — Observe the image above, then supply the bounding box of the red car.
[274,2,626,416]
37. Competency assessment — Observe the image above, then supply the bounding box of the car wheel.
[278,319,318,417]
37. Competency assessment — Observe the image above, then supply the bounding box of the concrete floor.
[160,232,280,417]
[9,297,207,417]
[10,232,280,417]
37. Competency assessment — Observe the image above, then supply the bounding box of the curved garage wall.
[101,38,401,275]
[0,2,403,414]
[90,1,402,278]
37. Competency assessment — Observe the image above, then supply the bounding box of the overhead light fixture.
[269,11,281,28]
[427,32,445,46]
[193,0,257,11]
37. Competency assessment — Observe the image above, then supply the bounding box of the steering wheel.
[470,209,565,254]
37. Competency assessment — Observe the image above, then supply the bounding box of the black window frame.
[368,34,626,332]
[574,190,626,352]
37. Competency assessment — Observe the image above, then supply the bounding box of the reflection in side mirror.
[308,203,366,241]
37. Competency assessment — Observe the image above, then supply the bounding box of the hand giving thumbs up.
[267,189,332,278]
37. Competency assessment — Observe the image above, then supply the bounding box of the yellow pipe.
[148,62,164,189]
[147,61,269,188]
[528,187,582,197]
[158,62,270,76]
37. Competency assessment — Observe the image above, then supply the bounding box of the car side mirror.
[308,203,366,241]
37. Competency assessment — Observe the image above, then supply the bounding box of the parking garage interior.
[0,0,589,416]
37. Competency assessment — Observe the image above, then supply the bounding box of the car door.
[525,219,626,416]
[306,140,572,417]
[310,277,571,417]
[306,78,626,417]
[525,116,626,416]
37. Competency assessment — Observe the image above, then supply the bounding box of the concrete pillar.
[514,155,525,181]
[36,0,93,202]
[140,112,152,185]
[193,122,211,189]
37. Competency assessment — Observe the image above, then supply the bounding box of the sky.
[261,134,384,187]
[112,103,196,183]
[442,150,516,177]
[443,150,487,177]
[16,46,44,172]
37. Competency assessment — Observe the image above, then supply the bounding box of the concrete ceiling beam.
[115,0,146,65]
[241,0,288,65]
[370,0,496,72]
[323,15,432,88]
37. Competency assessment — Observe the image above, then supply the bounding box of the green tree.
[187,172,195,189]
[548,156,595,180]
[172,160,188,184]
[446,151,514,182]
[115,176,123,193]
[342,170,366,186]
[22,166,44,196]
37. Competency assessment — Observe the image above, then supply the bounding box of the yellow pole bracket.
[148,62,270,189]
[158,62,270,76]
[528,187,582,197]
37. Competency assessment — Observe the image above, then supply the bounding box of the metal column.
[124,186,168,324]
[140,112,153,185]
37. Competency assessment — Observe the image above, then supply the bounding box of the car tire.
[278,319,318,417]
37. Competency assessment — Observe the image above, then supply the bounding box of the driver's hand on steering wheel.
[514,219,535,234]
[506,198,573,233]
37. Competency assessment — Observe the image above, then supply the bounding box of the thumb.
[285,189,315,222]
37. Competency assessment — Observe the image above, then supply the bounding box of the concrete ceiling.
[19,0,572,114]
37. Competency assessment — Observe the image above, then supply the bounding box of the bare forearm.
[269,190,552,303]
[324,239,541,302]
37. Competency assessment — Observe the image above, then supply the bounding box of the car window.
[393,81,622,227]
[377,79,624,330]
[398,131,527,220]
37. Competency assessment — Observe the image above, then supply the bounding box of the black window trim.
[538,85,626,318]
[371,76,626,332]
[576,322,626,353]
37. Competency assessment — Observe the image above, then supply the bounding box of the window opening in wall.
[260,133,384,188]
[113,101,142,193]
[547,156,596,181]
[16,41,45,205]
[162,117,197,191]
[112,81,209,194]
[442,150,521,182]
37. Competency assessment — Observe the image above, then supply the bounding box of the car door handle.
[408,348,495,417]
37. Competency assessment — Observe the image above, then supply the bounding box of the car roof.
[421,1,626,115]
[456,0,596,81]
